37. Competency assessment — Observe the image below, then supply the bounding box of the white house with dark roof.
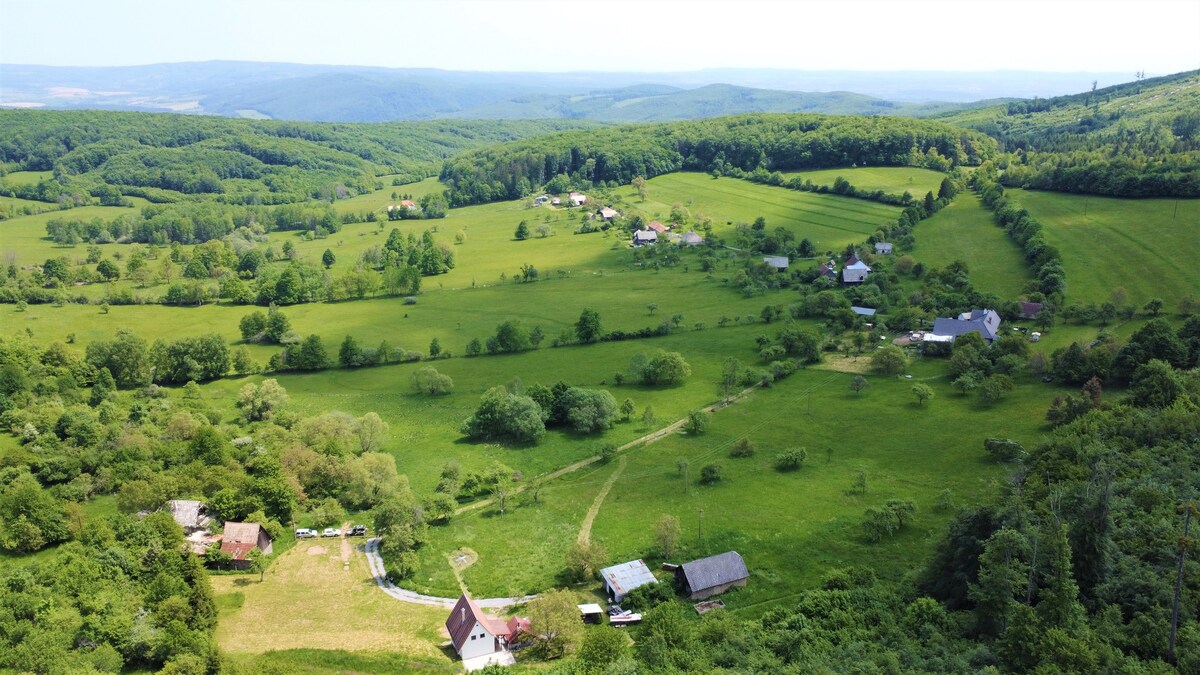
[446,593,511,664]
[676,551,749,600]
[597,207,619,221]
[931,309,1002,343]
[600,559,658,603]
[569,192,587,206]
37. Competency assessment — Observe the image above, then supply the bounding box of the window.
[471,635,476,640]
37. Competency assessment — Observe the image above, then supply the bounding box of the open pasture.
[1009,189,1200,307]
[783,166,948,196]
[911,194,1031,298]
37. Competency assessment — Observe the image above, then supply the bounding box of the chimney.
[460,607,465,624]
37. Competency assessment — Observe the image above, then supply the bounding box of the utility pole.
[1170,501,1196,664]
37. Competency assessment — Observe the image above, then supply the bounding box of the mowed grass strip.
[211,538,451,660]
[783,166,948,196]
[1009,189,1200,306]
[911,194,1031,298]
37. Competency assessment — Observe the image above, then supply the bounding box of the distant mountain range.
[0,61,1137,123]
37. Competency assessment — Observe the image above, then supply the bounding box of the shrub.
[699,464,722,485]
[983,437,1025,463]
[729,438,755,458]
[774,448,807,471]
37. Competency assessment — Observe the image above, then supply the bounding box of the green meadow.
[783,166,948,196]
[1009,189,1200,307]
[911,193,1032,298]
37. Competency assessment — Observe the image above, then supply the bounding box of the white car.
[295,528,318,539]
[321,527,341,537]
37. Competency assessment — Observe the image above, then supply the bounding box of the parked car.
[295,528,318,539]
[321,527,341,537]
[347,525,368,536]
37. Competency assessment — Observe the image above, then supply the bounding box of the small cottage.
[676,551,749,600]
[569,192,587,207]
[597,207,619,221]
[166,499,211,535]
[930,308,1002,343]
[578,603,604,624]
[817,261,838,281]
[633,230,658,246]
[681,231,704,246]
[874,242,893,255]
[446,594,511,663]
[219,521,272,568]
[600,559,658,604]
[400,199,418,210]
[647,220,669,233]
[762,256,789,271]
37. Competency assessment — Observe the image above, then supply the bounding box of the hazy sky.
[2,0,1197,74]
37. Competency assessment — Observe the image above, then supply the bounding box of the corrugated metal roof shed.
[600,559,657,602]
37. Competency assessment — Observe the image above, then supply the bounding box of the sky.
[1,0,1198,75]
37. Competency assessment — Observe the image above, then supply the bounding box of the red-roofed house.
[219,521,272,569]
[446,593,510,662]
[400,199,418,210]
[647,221,669,233]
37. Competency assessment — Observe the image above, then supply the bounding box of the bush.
[411,365,454,395]
[983,437,1025,463]
[699,464,722,485]
[774,448,807,471]
[729,438,755,458]
[622,581,673,611]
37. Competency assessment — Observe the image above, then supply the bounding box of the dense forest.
[438,114,998,205]
[0,111,600,204]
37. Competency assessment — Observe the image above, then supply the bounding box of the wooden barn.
[675,551,749,600]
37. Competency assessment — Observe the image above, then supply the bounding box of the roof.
[220,541,256,560]
[932,309,1002,342]
[762,256,789,269]
[400,200,417,208]
[1019,301,1044,316]
[851,306,877,316]
[222,521,265,545]
[506,616,530,641]
[845,260,871,271]
[647,220,669,232]
[600,559,657,598]
[874,242,893,253]
[634,230,658,242]
[599,207,618,218]
[578,603,604,615]
[167,500,210,530]
[682,231,703,243]
[446,594,508,650]
[679,551,749,592]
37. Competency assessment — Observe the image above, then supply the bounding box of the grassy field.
[636,173,901,253]
[1009,189,1200,307]
[782,166,948,196]
[1,170,53,186]
[211,536,454,668]
[911,193,1031,298]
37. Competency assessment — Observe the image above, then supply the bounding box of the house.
[551,197,561,206]
[569,192,587,207]
[681,231,704,246]
[647,220,669,233]
[597,207,619,221]
[400,199,417,210]
[817,261,838,281]
[505,616,531,644]
[762,256,789,271]
[851,306,877,317]
[166,499,211,535]
[676,551,749,600]
[930,308,1002,343]
[633,230,658,246]
[219,521,272,568]
[842,258,872,284]
[874,242,893,255]
[578,603,604,624]
[600,559,658,604]
[534,194,549,204]
[1019,301,1044,319]
[446,593,511,664]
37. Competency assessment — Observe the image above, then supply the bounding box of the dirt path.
[454,385,759,516]
[364,538,535,609]
[578,456,626,545]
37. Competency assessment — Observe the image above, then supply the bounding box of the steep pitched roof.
[681,231,703,244]
[600,559,657,599]
[680,551,749,592]
[506,616,530,642]
[166,500,210,531]
[933,308,1002,342]
[220,541,256,560]
[445,594,507,651]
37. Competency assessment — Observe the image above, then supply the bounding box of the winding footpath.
[364,537,537,609]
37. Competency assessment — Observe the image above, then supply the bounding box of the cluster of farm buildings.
[165,499,273,568]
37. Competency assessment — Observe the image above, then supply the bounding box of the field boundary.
[578,456,627,545]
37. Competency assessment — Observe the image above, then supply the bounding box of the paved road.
[363,538,537,609]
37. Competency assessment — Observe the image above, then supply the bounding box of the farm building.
[676,551,749,600]
[633,230,658,246]
[762,256,789,271]
[681,231,704,246]
[446,594,512,664]
[647,220,669,233]
[166,499,211,535]
[569,192,588,206]
[505,616,530,643]
[600,559,658,603]
[851,306,877,317]
[219,521,272,568]
[400,199,417,210]
[874,242,893,254]
[1018,301,1044,319]
[551,197,561,206]
[597,207,619,221]
[842,257,872,283]
[817,261,838,281]
[931,309,1002,343]
[578,603,604,624]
